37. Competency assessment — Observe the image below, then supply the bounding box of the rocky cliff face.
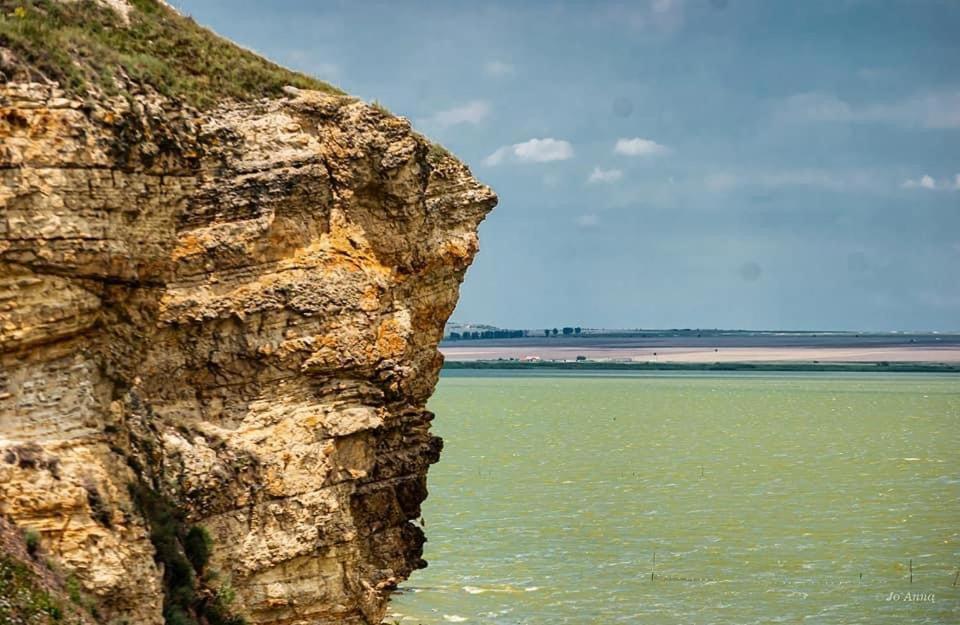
[0,10,496,623]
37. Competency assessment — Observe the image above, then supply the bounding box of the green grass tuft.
[0,0,342,108]
[23,529,40,558]
[0,555,68,624]
[369,99,392,115]
[427,141,453,163]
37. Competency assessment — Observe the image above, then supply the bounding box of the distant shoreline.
[442,360,960,373]
[439,332,960,366]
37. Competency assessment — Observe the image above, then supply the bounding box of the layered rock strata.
[0,77,495,624]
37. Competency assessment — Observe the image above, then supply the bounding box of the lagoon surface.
[391,372,959,624]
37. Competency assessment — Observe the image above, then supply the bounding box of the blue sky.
[179,0,960,331]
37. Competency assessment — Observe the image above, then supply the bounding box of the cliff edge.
[0,2,497,624]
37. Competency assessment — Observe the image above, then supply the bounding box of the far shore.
[439,331,960,370]
[442,360,960,373]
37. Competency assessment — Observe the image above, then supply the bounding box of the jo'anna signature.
[885,592,935,603]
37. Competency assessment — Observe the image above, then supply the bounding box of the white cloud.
[588,167,623,183]
[484,138,574,166]
[777,90,960,129]
[614,137,668,157]
[907,175,937,190]
[577,214,599,228]
[484,61,514,77]
[901,174,960,190]
[514,138,573,162]
[421,100,490,129]
[482,148,510,166]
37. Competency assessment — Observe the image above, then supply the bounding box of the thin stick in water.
[909,559,913,584]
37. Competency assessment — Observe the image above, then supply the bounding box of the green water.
[390,372,960,625]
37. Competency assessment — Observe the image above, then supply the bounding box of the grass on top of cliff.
[0,0,342,108]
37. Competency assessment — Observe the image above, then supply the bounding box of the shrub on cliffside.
[130,484,244,625]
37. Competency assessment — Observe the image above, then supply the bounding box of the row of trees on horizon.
[446,327,583,340]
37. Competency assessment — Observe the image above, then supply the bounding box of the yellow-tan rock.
[0,77,495,625]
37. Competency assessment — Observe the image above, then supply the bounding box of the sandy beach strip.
[440,345,960,363]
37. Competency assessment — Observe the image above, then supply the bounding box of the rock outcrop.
[0,4,496,624]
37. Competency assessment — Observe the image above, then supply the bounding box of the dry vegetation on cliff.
[0,0,341,108]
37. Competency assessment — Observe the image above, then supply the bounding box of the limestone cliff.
[0,2,496,624]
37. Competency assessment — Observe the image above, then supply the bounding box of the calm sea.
[391,371,959,625]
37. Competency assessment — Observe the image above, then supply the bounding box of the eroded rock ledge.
[0,80,496,624]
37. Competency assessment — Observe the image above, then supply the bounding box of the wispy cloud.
[588,167,623,183]
[484,60,515,77]
[601,0,686,36]
[577,214,600,228]
[776,90,960,129]
[776,92,852,123]
[705,169,881,192]
[901,173,960,190]
[484,138,574,166]
[614,137,669,157]
[709,169,960,193]
[421,100,490,129]
[704,173,738,191]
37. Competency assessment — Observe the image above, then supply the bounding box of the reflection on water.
[392,372,960,624]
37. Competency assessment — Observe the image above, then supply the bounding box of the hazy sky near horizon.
[178,0,960,331]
